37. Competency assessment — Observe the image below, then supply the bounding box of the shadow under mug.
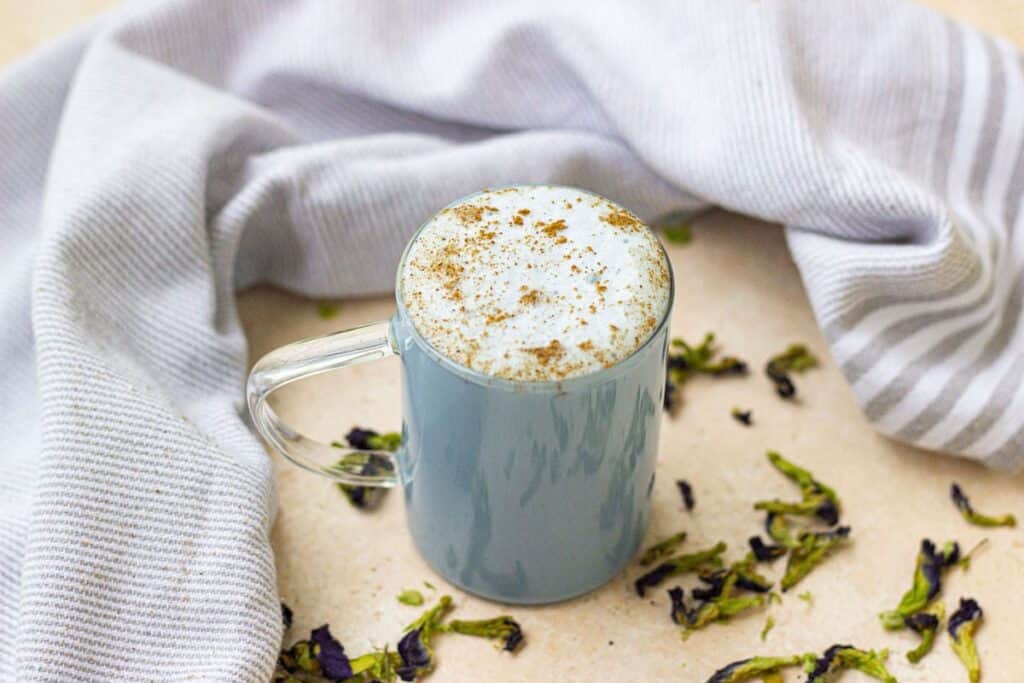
[248,197,673,605]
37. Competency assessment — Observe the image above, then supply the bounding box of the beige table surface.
[4,2,1024,681]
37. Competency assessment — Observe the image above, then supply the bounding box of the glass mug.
[247,187,673,604]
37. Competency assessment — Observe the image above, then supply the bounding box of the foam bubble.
[400,186,671,381]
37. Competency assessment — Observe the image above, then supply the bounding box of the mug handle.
[246,320,400,488]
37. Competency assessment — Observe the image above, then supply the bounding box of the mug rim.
[393,184,675,393]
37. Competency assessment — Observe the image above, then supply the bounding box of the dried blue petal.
[664,375,680,411]
[692,570,728,602]
[676,479,695,511]
[668,586,690,625]
[948,598,983,682]
[748,536,786,562]
[396,627,431,681]
[310,625,353,681]
[281,603,293,631]
[345,427,380,450]
[731,407,753,426]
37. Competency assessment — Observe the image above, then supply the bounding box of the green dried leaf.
[760,616,775,642]
[397,589,425,606]
[705,655,805,683]
[905,601,944,664]
[404,595,453,644]
[638,531,687,566]
[780,527,850,591]
[764,513,797,549]
[797,591,813,605]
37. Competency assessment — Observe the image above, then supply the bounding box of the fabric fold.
[1,1,1021,679]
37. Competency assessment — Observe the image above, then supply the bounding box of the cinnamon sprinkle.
[523,339,565,366]
[600,207,643,231]
[539,219,567,237]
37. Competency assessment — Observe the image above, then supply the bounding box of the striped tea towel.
[0,0,1020,680]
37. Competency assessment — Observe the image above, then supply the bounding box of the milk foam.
[400,186,671,381]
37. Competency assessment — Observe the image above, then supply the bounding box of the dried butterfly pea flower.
[677,479,695,511]
[396,628,432,681]
[765,344,818,399]
[691,569,729,602]
[404,595,453,642]
[281,602,293,631]
[805,645,896,683]
[397,589,425,606]
[445,616,525,652]
[704,655,804,683]
[758,451,841,525]
[668,586,689,625]
[780,526,851,591]
[345,427,402,452]
[951,482,1017,528]
[674,557,774,638]
[760,615,775,642]
[664,375,681,412]
[639,531,688,566]
[748,536,786,562]
[681,593,769,639]
[905,601,944,664]
[329,451,394,510]
[634,542,727,596]
[310,625,354,681]
[948,598,983,682]
[277,595,524,682]
[731,407,753,426]
[879,539,960,629]
[722,554,774,594]
[664,334,748,412]
[755,496,838,527]
[329,428,400,510]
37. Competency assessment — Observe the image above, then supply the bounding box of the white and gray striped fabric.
[0,0,1021,679]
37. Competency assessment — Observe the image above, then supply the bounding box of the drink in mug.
[248,185,673,604]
